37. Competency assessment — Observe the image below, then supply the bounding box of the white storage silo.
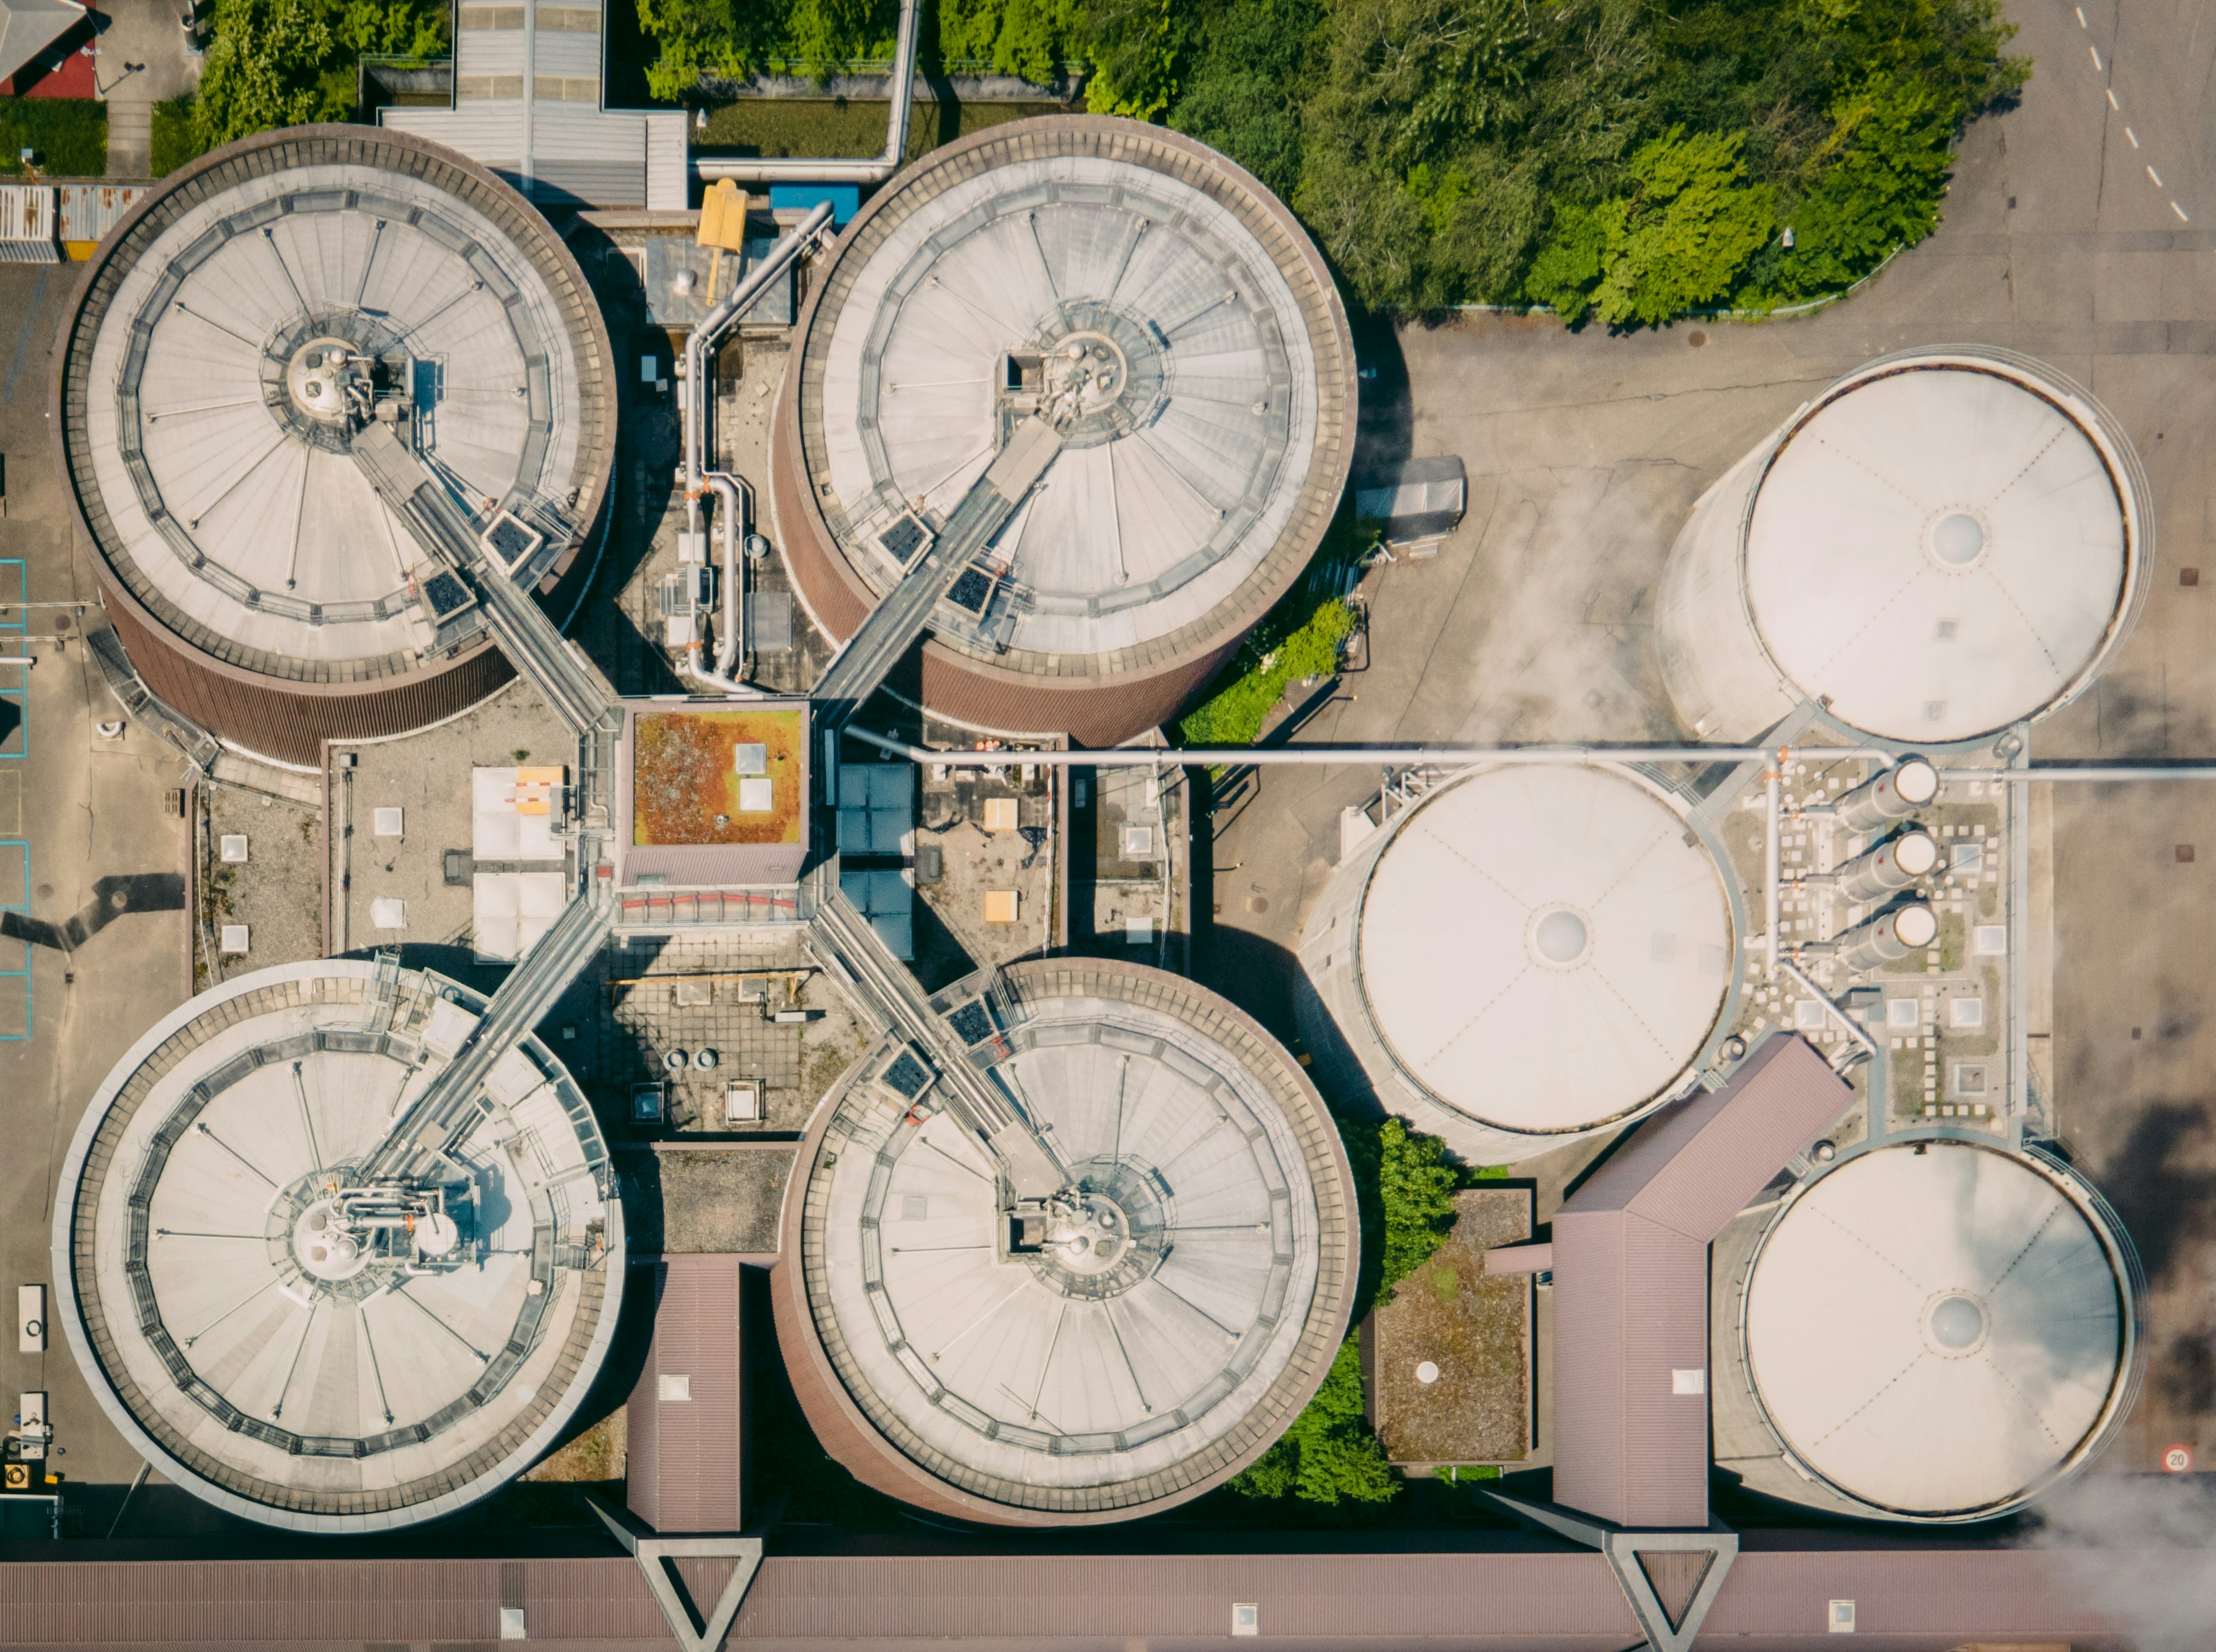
[1296,763,1736,1167]
[1737,1139,2139,1521]
[1659,348,2150,745]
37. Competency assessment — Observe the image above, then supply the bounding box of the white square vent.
[1794,999,1827,1030]
[1828,1598,1856,1633]
[1231,1604,1259,1638]
[658,1373,692,1402]
[1973,924,2007,956]
[1671,1367,1706,1395]
[500,1605,527,1640]
[1121,824,1156,858]
[219,924,250,954]
[371,897,407,930]
[1949,996,1984,1029]
[739,776,775,813]
[733,743,768,776]
[373,807,404,837]
[1886,998,1919,1029]
[219,835,249,863]
[725,1082,761,1124]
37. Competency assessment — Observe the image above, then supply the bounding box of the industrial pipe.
[693,0,919,185]
[844,727,1899,768]
[1765,760,1781,980]
[1777,956,1881,1065]
[684,473,754,696]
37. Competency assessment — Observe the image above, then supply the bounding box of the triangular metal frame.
[590,1497,763,1652]
[1472,1487,1738,1652]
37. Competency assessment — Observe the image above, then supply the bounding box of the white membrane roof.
[79,159,588,671]
[806,982,1335,1509]
[1744,1141,2129,1517]
[810,152,1320,660]
[55,961,621,1531]
[1746,364,2130,743]
[1354,766,1732,1136]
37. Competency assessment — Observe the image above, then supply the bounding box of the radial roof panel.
[52,960,624,1532]
[783,961,1354,1524]
[1743,357,2138,743]
[788,118,1352,687]
[1742,1140,2136,1520]
[1352,765,1733,1139]
[58,127,613,689]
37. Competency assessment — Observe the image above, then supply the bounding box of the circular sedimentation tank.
[55,126,615,766]
[1739,1139,2138,1521]
[777,960,1354,1524]
[52,961,624,1532]
[773,115,1355,747]
[1296,763,1736,1167]
[1658,347,2150,746]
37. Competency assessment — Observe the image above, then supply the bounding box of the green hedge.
[150,96,207,178]
[0,97,106,179]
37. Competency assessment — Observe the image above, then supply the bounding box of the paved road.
[0,262,199,1520]
[1205,0,2216,1476]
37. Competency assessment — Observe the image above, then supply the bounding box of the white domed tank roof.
[52,960,624,1532]
[1741,1140,2138,1521]
[1659,348,2149,745]
[1297,764,1735,1166]
[776,960,1354,1525]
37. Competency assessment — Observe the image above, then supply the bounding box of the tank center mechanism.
[1527,905,1593,968]
[274,1172,475,1299]
[1005,1158,1175,1301]
[995,315,1162,452]
[284,337,377,427]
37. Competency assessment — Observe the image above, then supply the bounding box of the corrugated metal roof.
[1567,1033,1852,1241]
[1550,1033,1854,1529]
[627,1255,745,1534]
[0,1543,2169,1645]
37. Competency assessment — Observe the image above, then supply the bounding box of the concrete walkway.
[92,0,202,178]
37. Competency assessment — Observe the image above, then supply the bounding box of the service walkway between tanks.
[1204,0,2216,1483]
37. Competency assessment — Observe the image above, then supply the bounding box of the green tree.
[1527,127,1775,325]
[1230,1339,1397,1504]
[1079,0,1182,118]
[192,0,447,148]
[1374,1116,1458,1294]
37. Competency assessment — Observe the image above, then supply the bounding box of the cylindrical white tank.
[1739,1140,2140,1521]
[1296,764,1735,1166]
[1835,758,1939,831]
[1835,830,1939,900]
[1659,349,2150,745]
[1832,902,1937,969]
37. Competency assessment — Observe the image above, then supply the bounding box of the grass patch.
[1230,1117,1462,1508]
[150,95,207,177]
[1177,510,1374,752]
[695,96,1074,163]
[0,97,106,178]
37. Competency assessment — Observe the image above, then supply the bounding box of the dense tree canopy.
[191,0,446,150]
[642,0,2025,322]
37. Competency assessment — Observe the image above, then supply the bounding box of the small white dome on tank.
[1296,763,1735,1167]
[1659,348,2150,745]
[1738,1139,2139,1521]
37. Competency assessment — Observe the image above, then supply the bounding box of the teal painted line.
[0,561,22,763]
[0,839,25,1042]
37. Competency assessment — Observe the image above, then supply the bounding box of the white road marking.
[2076,4,2087,22]
[2127,127,2141,147]
[2091,45,2103,69]
[2174,202,2191,221]
[2109,88,2120,109]
[2149,165,2165,186]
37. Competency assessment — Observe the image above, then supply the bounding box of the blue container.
[768,184,861,226]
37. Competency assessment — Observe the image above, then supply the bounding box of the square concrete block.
[983,889,1020,924]
[219,924,249,954]
[373,807,404,837]
[982,797,1020,832]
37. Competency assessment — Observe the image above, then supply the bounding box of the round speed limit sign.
[2162,1444,2193,1474]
